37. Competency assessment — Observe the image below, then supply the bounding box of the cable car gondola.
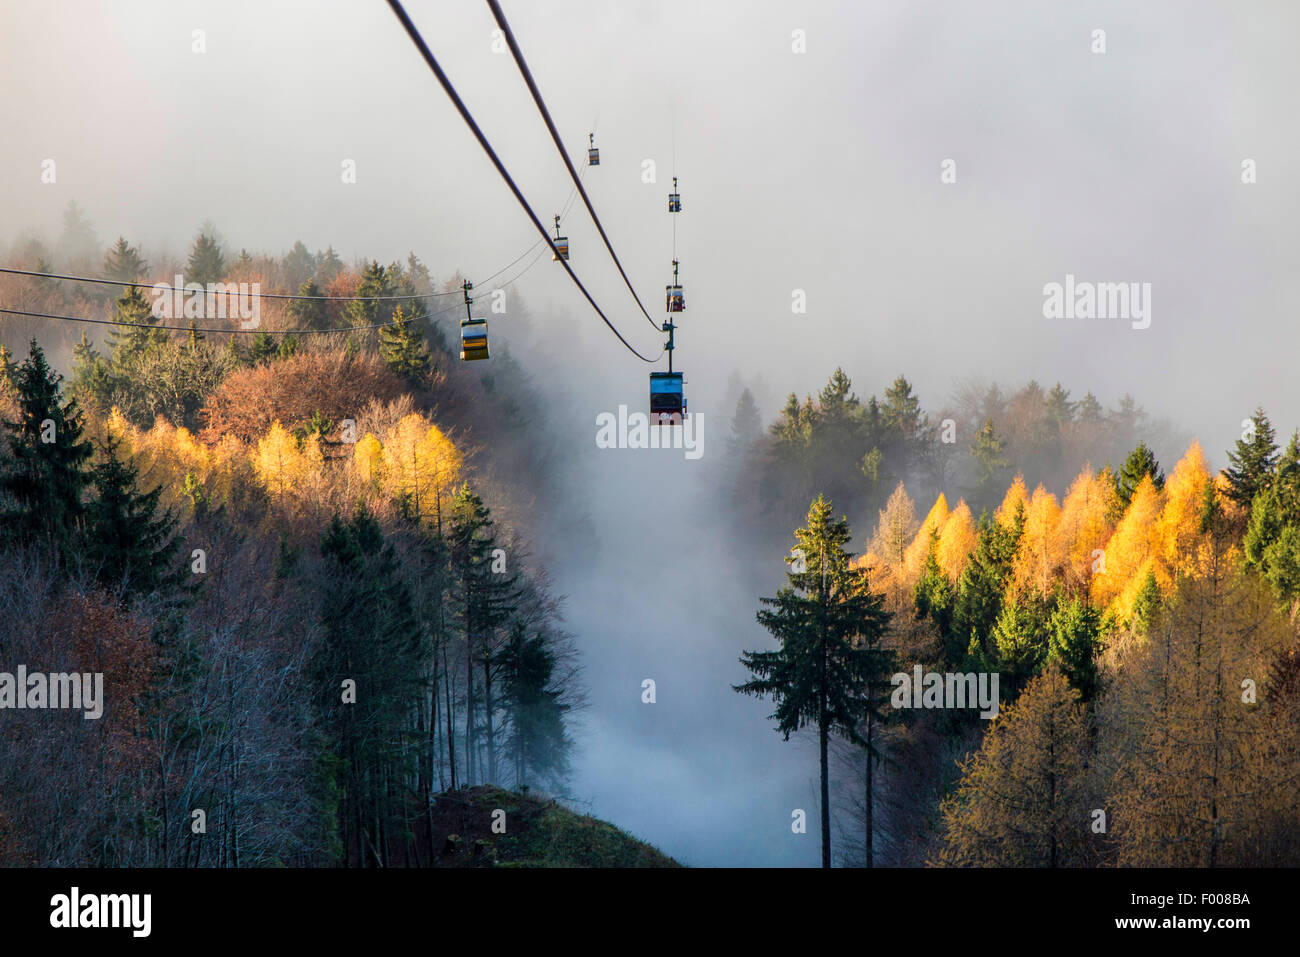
[668,176,681,213]
[588,132,600,166]
[666,259,684,312]
[458,279,490,361]
[649,371,685,426]
[552,214,569,261]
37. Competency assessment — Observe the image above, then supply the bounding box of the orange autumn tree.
[1010,485,1064,598]
[1057,465,1116,594]
[902,493,950,585]
[935,500,977,581]
[1150,441,1214,584]
[1092,475,1162,612]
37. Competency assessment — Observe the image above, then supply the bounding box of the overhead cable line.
[383,0,660,363]
[485,0,661,333]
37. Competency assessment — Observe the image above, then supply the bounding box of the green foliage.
[84,433,185,598]
[944,507,1024,670]
[1114,441,1165,517]
[1047,597,1104,702]
[1225,407,1279,508]
[0,341,94,555]
[103,236,148,282]
[187,229,226,285]
[378,306,431,379]
[969,417,1009,501]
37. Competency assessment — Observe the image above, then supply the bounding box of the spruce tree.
[497,622,570,789]
[1114,441,1165,515]
[727,387,761,456]
[735,495,893,867]
[1224,407,1279,508]
[84,433,185,598]
[187,230,226,285]
[0,341,94,554]
[103,236,148,282]
[378,306,431,379]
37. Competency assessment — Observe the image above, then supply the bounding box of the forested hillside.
[0,228,599,867]
[727,368,1300,867]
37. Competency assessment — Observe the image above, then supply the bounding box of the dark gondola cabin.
[666,284,685,312]
[668,192,681,212]
[460,317,489,361]
[649,371,685,425]
[588,133,599,166]
[552,215,569,261]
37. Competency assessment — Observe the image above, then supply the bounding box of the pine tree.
[497,622,570,789]
[448,484,520,785]
[84,433,185,598]
[970,417,1009,503]
[1045,382,1075,426]
[1114,442,1165,516]
[247,331,278,366]
[288,278,330,331]
[103,236,148,282]
[727,388,761,456]
[1224,407,1279,508]
[1047,597,1104,702]
[378,306,431,379]
[187,229,226,285]
[0,341,95,554]
[735,495,894,867]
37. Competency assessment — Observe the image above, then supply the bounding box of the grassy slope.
[428,785,680,868]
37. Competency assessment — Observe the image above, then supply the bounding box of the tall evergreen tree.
[497,622,570,789]
[727,387,761,456]
[84,433,185,598]
[0,342,94,554]
[1114,441,1165,516]
[970,417,1009,503]
[734,495,893,868]
[103,236,148,282]
[187,229,227,285]
[378,306,431,379]
[1224,407,1279,508]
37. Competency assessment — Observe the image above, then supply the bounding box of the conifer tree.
[1224,407,1279,508]
[735,495,893,867]
[378,306,431,379]
[937,665,1098,867]
[187,229,226,285]
[103,236,148,282]
[0,342,94,554]
[1114,441,1165,516]
[727,388,761,456]
[84,433,184,598]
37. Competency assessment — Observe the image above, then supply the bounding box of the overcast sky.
[3,0,1298,864]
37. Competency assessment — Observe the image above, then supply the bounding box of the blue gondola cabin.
[668,192,681,212]
[650,371,685,425]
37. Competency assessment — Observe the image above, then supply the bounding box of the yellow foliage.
[994,473,1030,527]
[1011,486,1063,596]
[1092,475,1162,609]
[1058,465,1115,591]
[354,433,385,487]
[903,493,950,583]
[255,420,309,496]
[936,500,977,581]
[1151,441,1211,582]
[382,413,463,528]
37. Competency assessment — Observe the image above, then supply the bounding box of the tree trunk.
[865,712,874,869]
